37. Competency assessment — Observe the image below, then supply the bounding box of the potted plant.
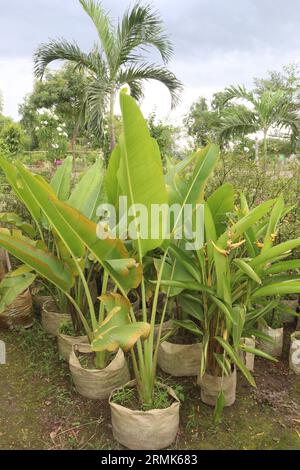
[289,331,300,375]
[160,186,300,417]
[0,155,103,341]
[0,265,36,330]
[259,308,284,357]
[0,156,147,397]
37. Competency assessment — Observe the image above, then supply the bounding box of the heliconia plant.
[81,90,220,407]
[158,179,300,417]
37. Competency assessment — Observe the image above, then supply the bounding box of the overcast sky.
[1,0,300,122]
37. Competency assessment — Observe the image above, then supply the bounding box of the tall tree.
[34,0,182,151]
[219,85,300,166]
[19,65,88,156]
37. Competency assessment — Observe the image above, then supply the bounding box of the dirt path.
[0,323,299,450]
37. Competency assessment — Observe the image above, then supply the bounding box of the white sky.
[1,0,300,124]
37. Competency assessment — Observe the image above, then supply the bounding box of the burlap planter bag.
[33,295,53,311]
[109,380,180,450]
[69,343,130,400]
[198,368,237,407]
[41,300,71,336]
[57,333,88,361]
[0,289,34,329]
[240,337,255,371]
[289,332,300,375]
[158,341,202,377]
[259,324,283,357]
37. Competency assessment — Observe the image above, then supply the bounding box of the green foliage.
[34,111,69,162]
[264,309,283,329]
[33,0,182,149]
[0,122,25,155]
[148,112,179,160]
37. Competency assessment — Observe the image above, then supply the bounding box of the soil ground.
[0,322,299,450]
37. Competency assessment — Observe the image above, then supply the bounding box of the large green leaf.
[252,280,300,298]
[154,256,196,296]
[117,92,169,258]
[251,238,300,269]
[50,156,73,201]
[0,213,36,237]
[207,183,234,236]
[48,197,142,292]
[92,294,150,352]
[233,259,262,285]
[17,164,85,259]
[0,231,74,292]
[68,159,104,221]
[264,259,300,274]
[0,272,36,315]
[261,195,284,253]
[0,156,41,222]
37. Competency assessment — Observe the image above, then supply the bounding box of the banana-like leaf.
[49,198,142,291]
[105,259,143,290]
[50,156,73,201]
[154,256,196,296]
[173,319,202,337]
[251,238,300,269]
[0,213,36,237]
[117,92,169,257]
[0,231,74,292]
[239,344,277,362]
[207,183,235,236]
[0,156,41,222]
[0,272,36,315]
[261,195,284,253]
[168,244,202,283]
[92,293,150,352]
[264,259,300,275]
[17,164,85,259]
[155,279,214,294]
[252,280,300,298]
[233,259,262,285]
[68,159,104,221]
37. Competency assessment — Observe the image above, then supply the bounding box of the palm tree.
[219,85,300,166]
[34,0,182,152]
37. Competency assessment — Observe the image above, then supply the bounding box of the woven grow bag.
[0,289,34,329]
[41,300,71,336]
[198,368,237,407]
[109,380,180,450]
[158,341,202,377]
[69,343,130,400]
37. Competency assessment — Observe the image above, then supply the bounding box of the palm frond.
[33,39,102,79]
[219,108,258,140]
[117,63,183,107]
[221,85,256,107]
[79,0,116,68]
[83,78,111,137]
[116,2,173,67]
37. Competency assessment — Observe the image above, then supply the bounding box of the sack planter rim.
[109,380,180,450]
[69,343,130,400]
